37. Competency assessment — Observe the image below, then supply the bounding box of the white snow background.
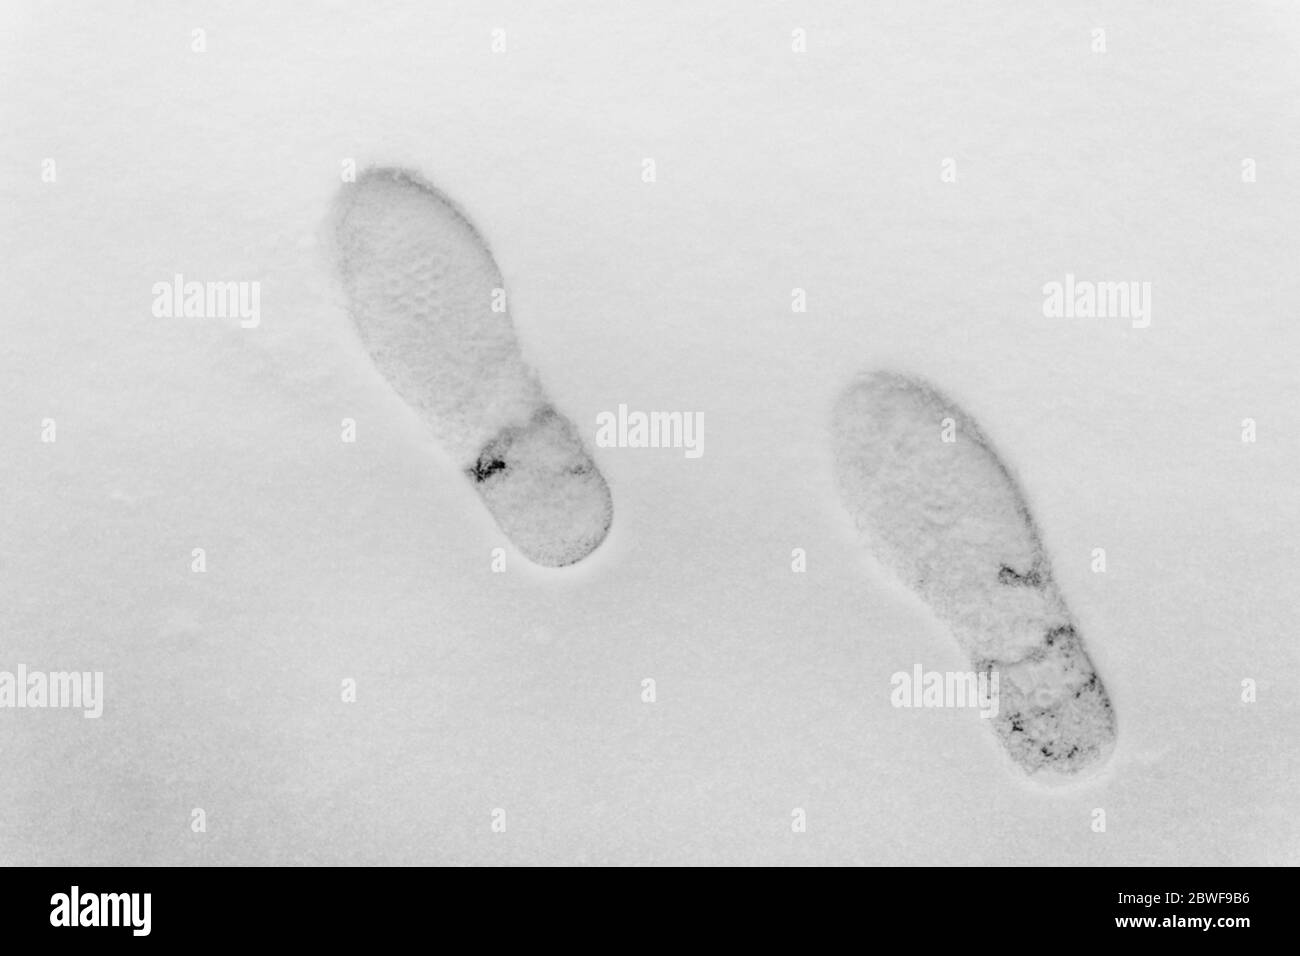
[1,0,1297,865]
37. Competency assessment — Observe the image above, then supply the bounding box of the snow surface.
[0,0,1297,865]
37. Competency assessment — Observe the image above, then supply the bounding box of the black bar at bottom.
[0,865,1283,944]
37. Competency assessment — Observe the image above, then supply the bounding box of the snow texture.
[1,0,1296,866]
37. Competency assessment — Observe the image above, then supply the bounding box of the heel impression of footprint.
[333,167,612,568]
[833,371,1117,780]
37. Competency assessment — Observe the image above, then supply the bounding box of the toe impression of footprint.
[833,372,1117,780]
[333,168,612,568]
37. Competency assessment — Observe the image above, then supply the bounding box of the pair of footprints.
[332,168,1117,781]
